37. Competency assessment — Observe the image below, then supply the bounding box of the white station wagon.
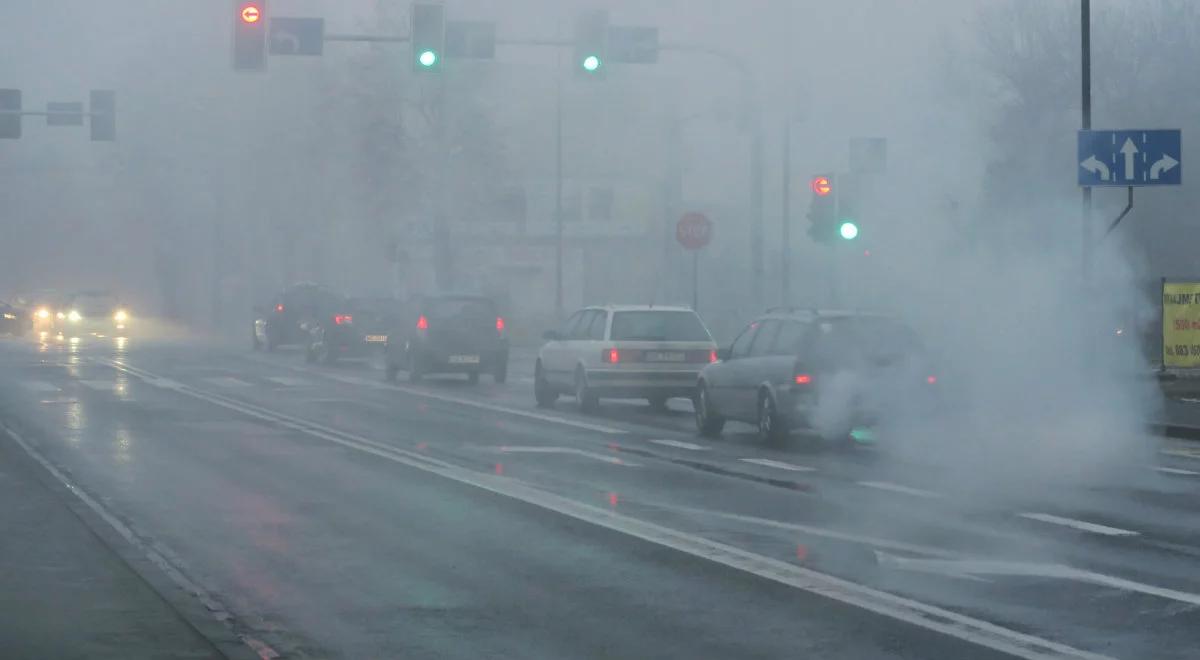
[534,305,718,412]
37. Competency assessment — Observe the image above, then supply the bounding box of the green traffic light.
[418,50,438,67]
[582,55,601,72]
[839,221,859,240]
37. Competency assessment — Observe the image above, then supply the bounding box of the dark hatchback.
[695,309,938,444]
[385,294,508,384]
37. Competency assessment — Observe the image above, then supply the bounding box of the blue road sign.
[269,17,324,56]
[1078,129,1181,186]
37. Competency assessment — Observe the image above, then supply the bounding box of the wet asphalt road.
[2,335,1199,659]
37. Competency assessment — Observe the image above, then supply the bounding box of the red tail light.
[709,350,719,363]
[602,348,620,363]
[416,315,429,331]
[794,374,813,385]
[926,375,937,385]
[334,314,352,325]
[496,316,505,332]
[275,304,284,313]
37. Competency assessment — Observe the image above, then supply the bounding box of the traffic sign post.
[1078,129,1181,186]
[1077,128,1182,240]
[676,212,712,312]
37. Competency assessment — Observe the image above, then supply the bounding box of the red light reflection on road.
[494,463,504,475]
[416,442,428,450]
[608,492,619,508]
[796,544,809,562]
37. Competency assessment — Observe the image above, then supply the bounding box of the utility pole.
[554,58,565,321]
[750,119,765,308]
[1081,0,1092,281]
[781,119,791,304]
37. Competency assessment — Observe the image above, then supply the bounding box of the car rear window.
[609,311,711,342]
[816,317,924,364]
[427,298,496,321]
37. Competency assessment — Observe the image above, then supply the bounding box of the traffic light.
[837,173,860,241]
[232,1,267,71]
[0,89,20,139]
[411,2,445,72]
[89,90,115,142]
[574,10,608,78]
[806,174,836,243]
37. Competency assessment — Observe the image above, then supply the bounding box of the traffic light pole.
[554,60,565,322]
[1080,0,1092,281]
[781,119,792,304]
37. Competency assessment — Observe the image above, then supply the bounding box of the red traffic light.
[240,3,261,23]
[810,176,832,196]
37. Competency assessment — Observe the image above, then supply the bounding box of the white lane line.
[23,381,60,393]
[264,376,312,387]
[649,439,709,451]
[494,446,638,466]
[1156,466,1200,476]
[1180,397,1200,404]
[738,457,814,472]
[857,481,943,499]
[1161,448,1200,461]
[1018,513,1140,537]
[203,376,253,388]
[99,359,1110,660]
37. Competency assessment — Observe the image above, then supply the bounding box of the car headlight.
[36,308,50,320]
[56,311,65,320]
[114,310,128,322]
[67,310,82,322]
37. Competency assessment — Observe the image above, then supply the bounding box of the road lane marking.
[494,446,638,466]
[1156,466,1200,476]
[23,381,60,393]
[1160,447,1200,461]
[77,380,117,391]
[857,481,942,499]
[1018,513,1140,537]
[264,376,311,387]
[738,457,814,472]
[649,439,709,451]
[203,376,252,388]
[96,359,1110,660]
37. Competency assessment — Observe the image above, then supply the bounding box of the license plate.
[449,355,480,364]
[364,335,388,343]
[645,351,685,362]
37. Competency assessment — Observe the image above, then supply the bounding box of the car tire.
[467,371,480,385]
[648,395,670,411]
[695,384,725,437]
[408,351,424,383]
[493,358,508,384]
[757,391,789,443]
[304,342,317,363]
[575,368,599,414]
[534,362,557,408]
[385,362,399,383]
[251,329,262,352]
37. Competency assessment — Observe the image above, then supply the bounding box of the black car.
[385,294,508,384]
[347,296,401,351]
[253,283,338,351]
[0,301,26,336]
[299,293,374,364]
[695,309,937,443]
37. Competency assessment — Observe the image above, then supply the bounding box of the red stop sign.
[676,212,713,250]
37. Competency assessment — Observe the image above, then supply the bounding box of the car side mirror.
[543,329,562,341]
[717,347,731,361]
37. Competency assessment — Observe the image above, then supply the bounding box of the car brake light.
[417,315,429,331]
[496,317,505,332]
[334,314,352,325]
[603,348,620,363]
[709,350,718,363]
[794,374,813,385]
[926,375,937,385]
[275,304,284,313]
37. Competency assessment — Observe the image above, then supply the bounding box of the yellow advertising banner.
[1162,281,1200,368]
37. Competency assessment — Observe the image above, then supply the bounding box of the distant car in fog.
[253,283,338,351]
[0,301,26,336]
[534,305,717,412]
[695,308,937,444]
[299,293,374,364]
[347,296,401,350]
[60,291,131,337]
[13,289,63,333]
[385,294,508,384]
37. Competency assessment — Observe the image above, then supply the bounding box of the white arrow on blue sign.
[1078,129,1181,186]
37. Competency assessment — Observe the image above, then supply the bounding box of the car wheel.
[757,391,789,442]
[493,359,508,384]
[534,362,557,408]
[320,344,336,365]
[467,371,480,385]
[575,368,599,414]
[695,384,725,437]
[252,328,262,351]
[385,362,399,383]
[264,332,277,352]
[648,395,670,411]
[304,342,317,363]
